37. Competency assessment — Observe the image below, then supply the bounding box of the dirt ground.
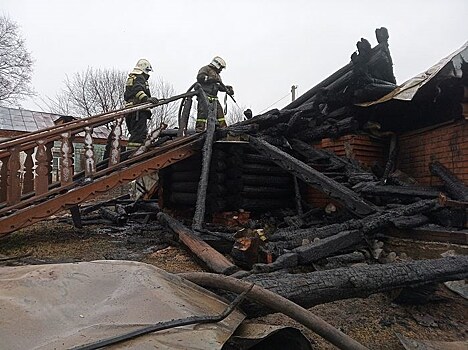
[0,219,467,349]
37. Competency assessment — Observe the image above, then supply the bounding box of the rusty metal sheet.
[0,260,246,349]
[359,41,468,106]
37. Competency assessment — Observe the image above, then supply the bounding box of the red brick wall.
[398,119,468,186]
[320,134,387,169]
[305,134,388,208]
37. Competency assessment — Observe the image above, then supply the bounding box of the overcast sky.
[3,0,467,116]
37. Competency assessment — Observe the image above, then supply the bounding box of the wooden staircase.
[0,92,202,237]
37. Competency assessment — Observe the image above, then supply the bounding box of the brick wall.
[320,134,387,169]
[398,119,468,186]
[305,134,388,208]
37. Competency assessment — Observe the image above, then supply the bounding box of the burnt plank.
[249,137,377,216]
[293,230,363,264]
[158,212,238,275]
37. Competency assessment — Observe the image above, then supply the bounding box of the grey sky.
[2,0,467,116]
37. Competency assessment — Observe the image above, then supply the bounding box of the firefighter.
[124,59,159,145]
[196,56,234,131]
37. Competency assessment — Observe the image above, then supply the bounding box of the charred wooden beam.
[158,212,238,275]
[290,138,367,175]
[192,88,217,230]
[249,137,377,216]
[80,194,131,215]
[293,230,364,264]
[357,184,441,198]
[98,207,127,225]
[430,161,468,201]
[284,31,395,111]
[296,117,359,142]
[315,251,366,270]
[240,255,468,317]
[269,199,438,251]
[387,226,468,245]
[255,230,364,272]
[389,214,429,229]
[69,205,82,229]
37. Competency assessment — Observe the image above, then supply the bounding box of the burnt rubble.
[66,28,468,314]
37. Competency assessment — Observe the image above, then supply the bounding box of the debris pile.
[67,30,468,317]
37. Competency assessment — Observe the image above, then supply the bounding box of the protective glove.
[148,96,159,104]
[225,85,234,96]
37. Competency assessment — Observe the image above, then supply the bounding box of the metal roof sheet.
[0,106,110,139]
[359,41,468,106]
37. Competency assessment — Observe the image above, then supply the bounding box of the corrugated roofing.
[0,107,110,139]
[359,41,468,106]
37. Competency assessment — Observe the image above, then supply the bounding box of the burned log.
[157,212,238,275]
[249,136,377,216]
[296,117,359,142]
[284,29,395,111]
[98,207,127,225]
[430,161,468,201]
[269,199,438,251]
[240,256,468,317]
[356,183,441,199]
[192,89,217,230]
[290,138,365,175]
[389,214,429,229]
[80,194,131,215]
[314,251,366,270]
[293,230,364,264]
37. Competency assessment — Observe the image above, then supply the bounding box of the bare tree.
[0,15,34,106]
[44,68,126,117]
[148,77,179,129]
[45,69,178,130]
[225,103,249,125]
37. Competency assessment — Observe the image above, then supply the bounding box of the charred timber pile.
[264,200,438,264]
[227,27,397,144]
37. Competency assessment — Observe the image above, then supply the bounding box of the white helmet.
[131,59,153,75]
[210,56,226,70]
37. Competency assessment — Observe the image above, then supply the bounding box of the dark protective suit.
[196,64,227,131]
[124,73,152,144]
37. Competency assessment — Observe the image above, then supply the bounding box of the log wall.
[398,119,468,185]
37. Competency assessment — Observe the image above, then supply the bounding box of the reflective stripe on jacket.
[124,73,151,105]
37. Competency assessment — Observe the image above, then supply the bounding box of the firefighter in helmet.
[195,56,234,131]
[124,59,159,145]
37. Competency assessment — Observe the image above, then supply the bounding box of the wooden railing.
[0,91,200,236]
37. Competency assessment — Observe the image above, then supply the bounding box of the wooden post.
[178,96,193,137]
[22,148,35,194]
[6,147,21,205]
[192,87,216,230]
[109,118,123,166]
[60,131,74,185]
[0,156,7,203]
[133,123,166,157]
[35,140,49,195]
[83,126,96,177]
